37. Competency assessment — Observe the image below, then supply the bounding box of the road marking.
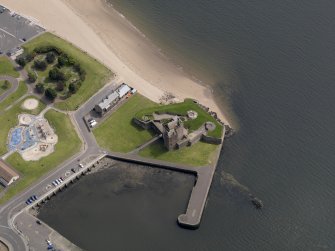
[0,224,11,229]
[0,27,16,38]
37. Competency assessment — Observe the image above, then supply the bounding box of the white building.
[117,84,131,98]
[0,159,19,187]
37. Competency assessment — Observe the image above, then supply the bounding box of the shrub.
[25,51,36,63]
[49,68,65,81]
[34,59,47,71]
[57,53,69,67]
[45,88,57,100]
[34,45,62,55]
[15,57,26,67]
[35,83,45,94]
[1,80,10,90]
[28,71,37,83]
[46,52,56,64]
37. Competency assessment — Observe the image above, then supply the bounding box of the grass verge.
[93,94,157,152]
[0,110,81,204]
[0,57,19,78]
[0,81,27,111]
[139,140,219,166]
[22,32,112,110]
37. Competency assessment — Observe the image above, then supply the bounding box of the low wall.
[132,118,151,130]
[201,135,222,145]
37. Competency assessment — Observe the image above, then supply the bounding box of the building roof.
[117,84,131,98]
[0,159,19,185]
[97,92,119,110]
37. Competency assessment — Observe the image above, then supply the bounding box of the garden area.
[16,32,112,110]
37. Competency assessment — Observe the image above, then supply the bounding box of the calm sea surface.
[39,1,335,250]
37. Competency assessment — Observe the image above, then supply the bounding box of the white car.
[79,163,84,168]
[89,120,97,128]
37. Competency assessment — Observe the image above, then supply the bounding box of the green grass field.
[93,94,157,153]
[0,110,81,204]
[139,140,219,166]
[22,32,112,110]
[0,96,46,156]
[0,81,27,111]
[0,57,19,78]
[135,99,223,138]
[0,80,12,96]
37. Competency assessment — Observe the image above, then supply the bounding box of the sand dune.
[0,0,229,124]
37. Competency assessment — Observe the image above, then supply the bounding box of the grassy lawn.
[0,97,46,155]
[93,94,157,153]
[0,110,81,204]
[22,32,112,110]
[135,99,223,138]
[0,80,12,96]
[0,81,27,111]
[0,57,19,78]
[139,140,219,166]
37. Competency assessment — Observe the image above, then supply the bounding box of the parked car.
[79,163,84,168]
[71,168,76,173]
[30,195,38,201]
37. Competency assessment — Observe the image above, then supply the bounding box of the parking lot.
[0,5,44,54]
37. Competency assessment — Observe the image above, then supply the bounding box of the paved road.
[0,77,120,251]
[0,75,18,103]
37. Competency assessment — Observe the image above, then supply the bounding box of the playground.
[8,114,58,161]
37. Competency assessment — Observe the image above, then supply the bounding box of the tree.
[28,71,37,83]
[35,83,45,94]
[34,59,47,71]
[49,68,65,81]
[57,53,69,67]
[68,83,78,94]
[46,52,55,64]
[56,82,65,91]
[45,88,57,100]
[16,57,26,67]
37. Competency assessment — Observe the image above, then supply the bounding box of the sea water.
[39,0,335,250]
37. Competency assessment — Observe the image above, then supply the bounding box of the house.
[0,159,19,187]
[117,84,131,98]
[94,92,119,115]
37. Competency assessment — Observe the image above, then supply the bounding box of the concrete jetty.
[107,126,225,229]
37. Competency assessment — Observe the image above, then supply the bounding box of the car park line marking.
[0,27,16,38]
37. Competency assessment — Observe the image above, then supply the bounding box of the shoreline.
[0,0,230,125]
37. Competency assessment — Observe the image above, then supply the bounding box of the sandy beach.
[0,0,229,124]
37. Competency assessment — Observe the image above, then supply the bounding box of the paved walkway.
[130,134,162,154]
[0,76,18,103]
